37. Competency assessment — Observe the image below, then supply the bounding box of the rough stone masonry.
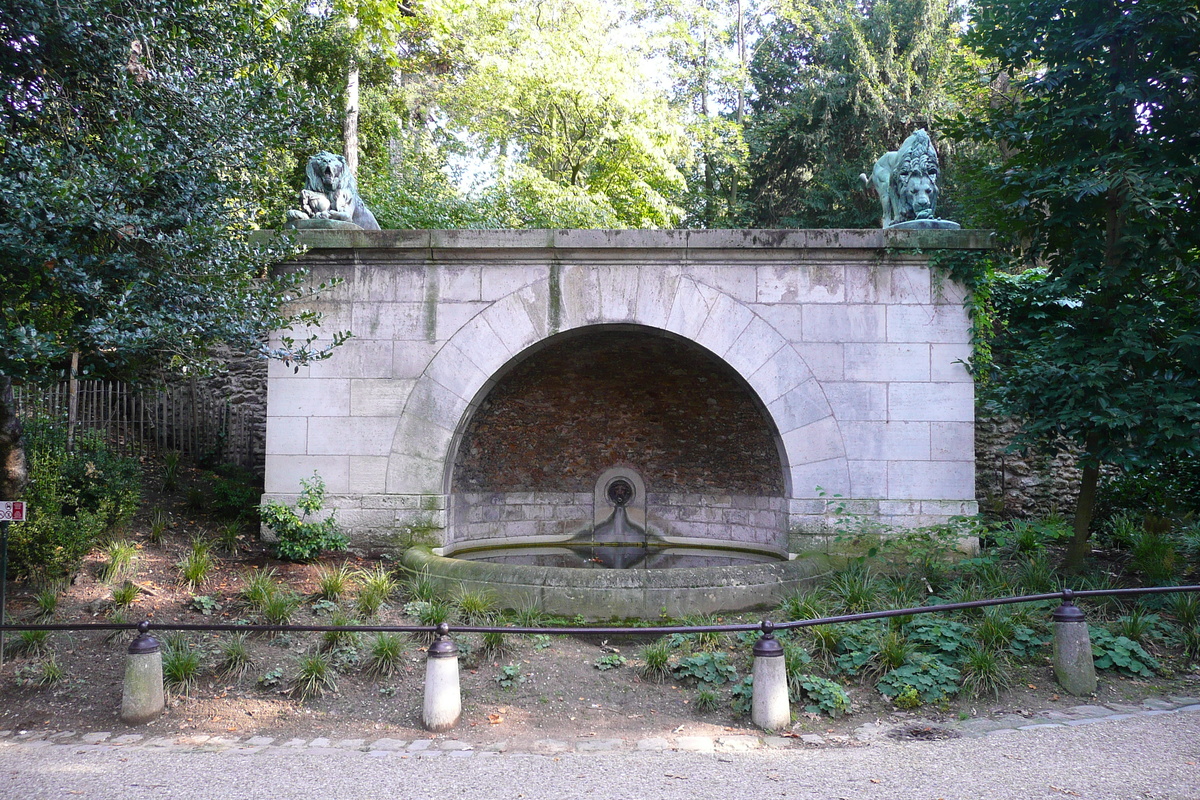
[262,228,990,554]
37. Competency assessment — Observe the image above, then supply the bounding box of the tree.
[953,0,1200,567]
[639,0,755,227]
[0,0,344,489]
[742,0,967,228]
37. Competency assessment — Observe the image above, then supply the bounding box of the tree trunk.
[729,0,745,213]
[0,376,28,501]
[1065,430,1102,571]
[343,63,360,177]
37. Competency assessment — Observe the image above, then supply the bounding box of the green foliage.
[792,674,851,718]
[177,540,215,590]
[1130,532,1180,586]
[974,610,1016,652]
[1090,628,1158,677]
[743,0,976,228]
[495,664,524,689]
[953,0,1200,556]
[260,588,302,627]
[100,540,139,584]
[481,631,510,660]
[162,636,202,694]
[215,522,244,556]
[321,609,361,652]
[696,685,723,714]
[110,581,140,609]
[162,452,182,493]
[262,474,348,563]
[356,565,398,618]
[1097,456,1200,522]
[453,588,497,625]
[672,652,738,685]
[903,618,972,661]
[7,423,141,579]
[876,656,961,705]
[0,0,343,391]
[594,653,627,671]
[33,585,60,620]
[638,639,673,684]
[315,564,357,603]
[1112,611,1164,648]
[187,594,220,615]
[14,629,51,657]
[402,568,439,603]
[776,590,830,623]
[240,568,280,612]
[218,634,254,679]
[1008,625,1050,661]
[148,510,170,547]
[18,655,65,687]
[205,465,262,522]
[258,667,285,688]
[365,633,405,679]
[291,652,337,701]
[960,646,1013,699]
[825,563,880,614]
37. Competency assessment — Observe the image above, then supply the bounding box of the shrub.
[206,464,262,521]
[260,473,347,562]
[33,584,60,620]
[7,421,141,579]
[261,588,302,627]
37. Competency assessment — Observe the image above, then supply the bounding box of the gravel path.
[2,700,1198,799]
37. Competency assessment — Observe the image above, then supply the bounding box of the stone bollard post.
[751,620,791,731]
[121,621,165,725]
[422,622,461,732]
[1052,590,1097,696]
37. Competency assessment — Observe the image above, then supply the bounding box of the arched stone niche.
[447,327,789,553]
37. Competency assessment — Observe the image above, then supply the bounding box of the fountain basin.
[400,544,834,620]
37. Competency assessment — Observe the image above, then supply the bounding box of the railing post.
[121,621,165,724]
[422,622,461,732]
[1052,590,1097,696]
[751,620,790,731]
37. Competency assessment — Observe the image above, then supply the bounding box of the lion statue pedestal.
[285,152,380,231]
[867,130,960,230]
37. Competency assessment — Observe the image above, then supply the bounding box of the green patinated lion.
[285,152,380,230]
[868,130,945,229]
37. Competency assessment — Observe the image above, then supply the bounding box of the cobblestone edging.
[1,697,1196,759]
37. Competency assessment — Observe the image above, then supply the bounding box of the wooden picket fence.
[11,380,261,470]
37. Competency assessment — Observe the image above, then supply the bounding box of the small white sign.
[0,501,26,522]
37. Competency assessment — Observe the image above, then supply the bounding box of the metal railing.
[3,584,1198,639]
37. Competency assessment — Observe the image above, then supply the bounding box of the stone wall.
[975,416,1082,519]
[260,228,988,549]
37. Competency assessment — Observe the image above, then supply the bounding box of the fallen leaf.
[488,714,503,725]
[870,779,880,784]
[665,774,688,780]
[1027,684,1037,689]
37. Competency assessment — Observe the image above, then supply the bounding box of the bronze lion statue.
[868,130,942,228]
[285,152,380,230]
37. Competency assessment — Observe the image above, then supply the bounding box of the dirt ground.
[1,462,1197,745]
